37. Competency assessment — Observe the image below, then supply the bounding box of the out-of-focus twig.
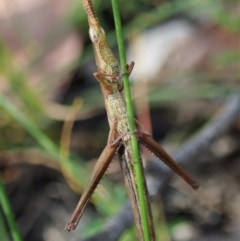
[59,97,85,195]
[60,98,83,158]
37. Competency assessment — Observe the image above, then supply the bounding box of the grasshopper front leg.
[65,122,121,231]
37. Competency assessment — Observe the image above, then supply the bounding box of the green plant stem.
[0,176,23,241]
[111,1,152,240]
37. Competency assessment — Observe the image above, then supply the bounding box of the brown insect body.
[65,1,198,240]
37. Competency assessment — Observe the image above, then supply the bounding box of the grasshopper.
[65,1,199,240]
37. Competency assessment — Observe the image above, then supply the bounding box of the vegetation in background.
[0,0,239,240]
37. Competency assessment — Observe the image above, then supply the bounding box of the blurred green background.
[0,0,239,240]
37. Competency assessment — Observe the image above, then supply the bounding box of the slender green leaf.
[111,1,152,240]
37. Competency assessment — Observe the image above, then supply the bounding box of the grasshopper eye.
[89,28,98,42]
